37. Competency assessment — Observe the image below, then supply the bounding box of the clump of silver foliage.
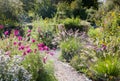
[0,50,32,81]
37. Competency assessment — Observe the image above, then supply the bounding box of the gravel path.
[49,49,91,81]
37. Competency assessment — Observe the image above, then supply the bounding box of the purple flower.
[14,30,19,36]
[101,44,107,50]
[4,31,9,35]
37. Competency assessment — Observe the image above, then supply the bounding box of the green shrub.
[22,53,43,81]
[60,37,80,62]
[0,0,23,21]
[35,0,57,19]
[88,27,103,39]
[32,19,57,49]
[70,55,87,73]
[63,18,84,32]
[70,0,87,19]
[56,2,71,18]
[90,57,120,81]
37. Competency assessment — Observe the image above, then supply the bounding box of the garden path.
[49,49,91,81]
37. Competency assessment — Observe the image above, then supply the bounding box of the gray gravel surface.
[49,49,92,81]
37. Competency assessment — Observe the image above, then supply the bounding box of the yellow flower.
[111,12,115,17]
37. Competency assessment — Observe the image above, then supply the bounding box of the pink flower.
[5,51,11,56]
[43,56,47,64]
[18,36,22,41]
[25,45,30,48]
[13,41,17,45]
[23,51,27,56]
[14,30,19,36]
[53,48,56,51]
[28,29,31,33]
[48,52,54,56]
[0,25,4,29]
[4,31,9,35]
[38,47,44,51]
[26,48,32,53]
[101,44,107,51]
[19,45,25,50]
[18,42,21,46]
[44,46,49,51]
[38,43,44,47]
[27,33,31,37]
[31,39,35,43]
[34,49,37,53]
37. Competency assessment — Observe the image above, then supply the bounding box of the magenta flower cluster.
[38,43,49,51]
[4,29,55,64]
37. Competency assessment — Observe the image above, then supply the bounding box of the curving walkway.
[49,49,91,81]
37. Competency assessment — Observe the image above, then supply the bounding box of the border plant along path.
[49,49,91,81]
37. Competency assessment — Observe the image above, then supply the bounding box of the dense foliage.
[0,0,120,81]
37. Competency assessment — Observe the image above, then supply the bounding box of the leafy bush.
[63,18,83,32]
[0,0,23,21]
[60,37,80,62]
[56,2,71,18]
[33,18,57,49]
[35,0,57,19]
[88,27,103,39]
[90,57,120,81]
[70,55,87,73]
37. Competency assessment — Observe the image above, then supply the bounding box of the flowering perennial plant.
[0,50,32,81]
